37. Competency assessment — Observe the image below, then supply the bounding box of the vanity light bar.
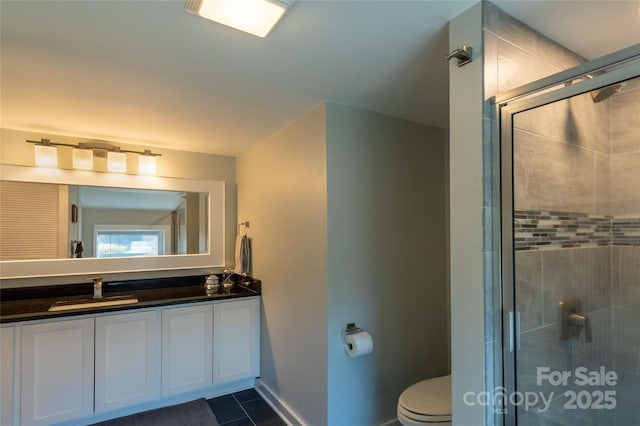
[26,139,161,175]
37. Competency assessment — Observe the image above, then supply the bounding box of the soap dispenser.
[204,274,219,295]
[74,241,84,258]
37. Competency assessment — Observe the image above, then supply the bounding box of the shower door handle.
[508,311,521,352]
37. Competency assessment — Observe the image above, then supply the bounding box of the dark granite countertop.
[0,274,261,324]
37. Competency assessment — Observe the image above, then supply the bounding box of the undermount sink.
[48,295,139,312]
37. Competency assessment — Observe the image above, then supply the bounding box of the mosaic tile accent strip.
[612,217,640,246]
[514,210,640,251]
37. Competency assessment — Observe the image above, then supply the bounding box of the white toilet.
[397,374,452,426]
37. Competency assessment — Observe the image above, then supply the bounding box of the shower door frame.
[496,43,640,426]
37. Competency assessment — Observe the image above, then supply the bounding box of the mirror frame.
[0,164,225,279]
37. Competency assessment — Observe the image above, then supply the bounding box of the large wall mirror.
[0,164,225,279]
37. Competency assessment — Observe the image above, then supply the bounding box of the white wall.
[325,103,449,424]
[448,3,486,425]
[237,105,329,426]
[238,102,449,424]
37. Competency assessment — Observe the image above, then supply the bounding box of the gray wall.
[238,102,449,424]
[325,103,448,424]
[237,105,329,426]
[449,3,486,425]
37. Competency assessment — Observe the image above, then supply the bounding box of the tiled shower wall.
[483,2,640,425]
[513,79,640,344]
[482,4,588,424]
[512,77,640,426]
[611,77,640,381]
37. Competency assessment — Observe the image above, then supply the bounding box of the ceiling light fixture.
[185,0,295,38]
[26,139,161,175]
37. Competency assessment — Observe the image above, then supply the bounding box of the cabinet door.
[161,304,213,396]
[21,318,94,426]
[95,310,161,412]
[1,327,15,426]
[213,298,260,385]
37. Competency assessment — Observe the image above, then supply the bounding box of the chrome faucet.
[93,277,103,299]
[221,269,236,292]
[222,268,235,284]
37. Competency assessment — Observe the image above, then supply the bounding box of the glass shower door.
[501,72,640,425]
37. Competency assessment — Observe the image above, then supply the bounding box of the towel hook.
[446,45,472,67]
[238,221,250,233]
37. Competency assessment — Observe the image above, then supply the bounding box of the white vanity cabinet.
[1,326,15,426]
[20,318,94,426]
[2,295,260,425]
[213,298,260,385]
[95,310,161,413]
[161,304,213,396]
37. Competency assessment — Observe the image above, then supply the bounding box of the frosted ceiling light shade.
[34,144,58,167]
[185,0,293,38]
[72,148,93,170]
[138,154,157,175]
[107,151,127,173]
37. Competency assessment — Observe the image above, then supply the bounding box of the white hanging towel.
[234,234,243,273]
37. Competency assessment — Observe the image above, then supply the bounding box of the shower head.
[565,74,624,103]
[590,83,623,103]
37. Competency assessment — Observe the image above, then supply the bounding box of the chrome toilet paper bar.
[342,322,361,343]
[344,322,360,334]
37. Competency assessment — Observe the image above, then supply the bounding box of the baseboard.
[254,378,307,426]
[254,379,402,426]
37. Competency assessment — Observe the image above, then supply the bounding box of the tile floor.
[207,388,286,426]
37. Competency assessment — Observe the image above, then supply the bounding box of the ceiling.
[1,1,639,156]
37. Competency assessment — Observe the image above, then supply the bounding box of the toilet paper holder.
[342,322,361,344]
